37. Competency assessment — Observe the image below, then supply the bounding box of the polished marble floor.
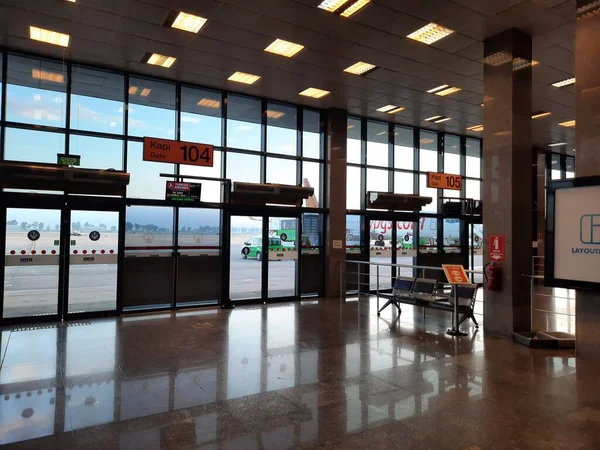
[0,296,595,449]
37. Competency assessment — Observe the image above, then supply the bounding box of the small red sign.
[442,264,470,285]
[489,234,505,261]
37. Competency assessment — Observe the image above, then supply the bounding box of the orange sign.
[442,264,470,285]
[427,172,462,191]
[143,137,214,167]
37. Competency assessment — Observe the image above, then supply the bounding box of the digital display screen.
[165,181,202,203]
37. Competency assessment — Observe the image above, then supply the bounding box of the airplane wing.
[303,178,319,208]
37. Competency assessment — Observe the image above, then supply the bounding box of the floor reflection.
[0,297,587,449]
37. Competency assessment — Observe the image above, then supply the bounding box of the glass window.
[126,141,175,199]
[226,151,261,183]
[419,217,438,253]
[227,95,261,151]
[366,168,389,193]
[128,77,175,139]
[444,135,461,174]
[346,215,362,254]
[366,121,388,167]
[70,66,124,134]
[394,126,413,170]
[347,166,361,210]
[4,127,65,164]
[6,55,67,127]
[551,154,562,180]
[419,131,438,172]
[347,117,362,164]
[266,157,297,185]
[302,161,321,208]
[180,87,221,146]
[466,139,481,178]
[125,206,174,249]
[443,218,461,253]
[267,103,297,156]
[303,109,321,159]
[394,171,414,194]
[566,157,575,179]
[420,174,437,213]
[180,151,223,203]
[466,179,481,200]
[70,135,123,170]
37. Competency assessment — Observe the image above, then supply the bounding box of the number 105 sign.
[143,137,214,167]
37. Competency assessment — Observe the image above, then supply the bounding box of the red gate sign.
[143,137,214,167]
[489,234,505,261]
[442,264,470,285]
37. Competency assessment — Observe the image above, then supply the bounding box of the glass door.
[230,215,263,301]
[369,219,393,291]
[267,216,299,298]
[3,208,62,320]
[67,210,120,314]
[469,222,484,284]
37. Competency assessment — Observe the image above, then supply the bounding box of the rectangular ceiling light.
[228,71,261,84]
[376,105,397,113]
[559,120,576,127]
[532,111,551,119]
[169,11,208,33]
[427,85,448,94]
[266,110,285,119]
[318,0,351,12]
[31,68,64,83]
[467,125,484,132]
[29,26,70,47]
[146,53,176,68]
[434,117,452,123]
[344,61,378,76]
[552,77,575,88]
[340,0,370,17]
[140,88,151,97]
[425,115,443,122]
[128,86,138,95]
[387,107,405,114]
[299,87,331,99]
[197,98,220,108]
[264,39,304,58]
[407,23,454,45]
[434,86,461,96]
[548,142,567,147]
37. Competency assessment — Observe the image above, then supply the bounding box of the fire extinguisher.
[484,262,502,291]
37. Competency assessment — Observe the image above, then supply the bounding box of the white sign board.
[554,185,600,284]
[332,240,343,249]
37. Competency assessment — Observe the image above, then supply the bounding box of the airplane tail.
[303,178,318,208]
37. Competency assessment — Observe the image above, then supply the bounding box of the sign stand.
[442,264,470,337]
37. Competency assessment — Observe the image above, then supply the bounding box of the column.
[482,29,533,336]
[575,1,600,359]
[324,108,347,298]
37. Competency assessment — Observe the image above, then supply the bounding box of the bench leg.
[471,314,479,329]
[378,299,394,316]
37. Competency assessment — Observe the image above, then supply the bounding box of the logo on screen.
[580,214,600,244]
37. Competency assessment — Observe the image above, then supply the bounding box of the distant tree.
[134,223,141,232]
[158,227,167,232]
[38,222,44,230]
[32,221,39,229]
[72,222,77,229]
[55,225,60,231]
[84,222,90,227]
[99,223,106,229]
[187,226,192,232]
[76,221,81,229]
[7,219,17,226]
[110,225,117,232]
[125,222,134,232]
[46,226,50,231]
[20,221,28,230]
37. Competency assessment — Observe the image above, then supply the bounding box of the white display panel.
[554,185,600,284]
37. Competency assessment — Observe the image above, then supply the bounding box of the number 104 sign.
[143,137,214,167]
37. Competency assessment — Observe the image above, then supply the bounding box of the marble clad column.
[482,29,533,336]
[325,108,347,299]
[575,1,600,359]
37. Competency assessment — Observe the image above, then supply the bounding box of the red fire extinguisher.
[484,262,502,291]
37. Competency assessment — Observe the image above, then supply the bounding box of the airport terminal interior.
[0,0,599,448]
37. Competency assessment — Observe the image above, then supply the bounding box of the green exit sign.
[57,153,81,166]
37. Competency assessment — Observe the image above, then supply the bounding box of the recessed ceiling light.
[140,88,151,97]
[66,0,76,3]
[146,53,176,68]
[377,105,397,113]
[420,138,435,144]
[434,86,461,96]
[128,86,138,95]
[513,58,538,71]
[532,111,551,119]
[299,87,331,99]
[425,115,443,122]
[31,68,64,83]
[467,125,484,132]
[552,77,575,88]
[197,98,221,108]
[318,0,351,12]
[548,142,567,147]
[168,11,208,33]
[344,61,378,76]
[427,85,449,94]
[434,117,451,123]
[266,110,285,119]
[347,125,355,130]
[228,71,261,84]
[387,107,405,114]
[29,26,70,47]
[407,23,454,45]
[559,120,576,127]
[264,38,304,58]
[483,51,512,66]
[340,0,371,17]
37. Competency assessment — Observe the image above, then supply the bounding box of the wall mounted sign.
[143,137,213,167]
[427,172,462,191]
